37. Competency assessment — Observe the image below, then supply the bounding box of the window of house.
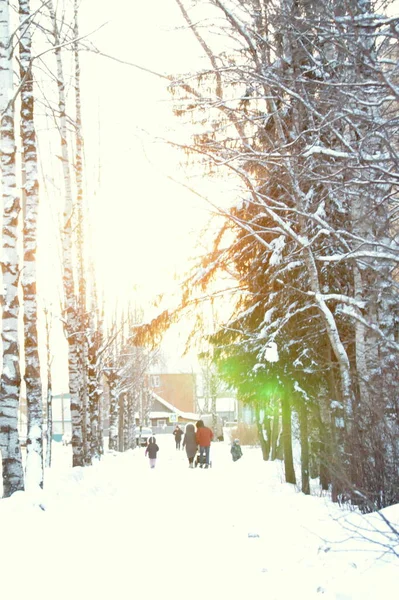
[157,419,166,428]
[151,375,160,387]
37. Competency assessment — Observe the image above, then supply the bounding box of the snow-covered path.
[1,435,397,600]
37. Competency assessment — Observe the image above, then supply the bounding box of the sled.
[195,452,212,468]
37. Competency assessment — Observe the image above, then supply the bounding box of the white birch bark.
[107,368,119,451]
[44,307,53,468]
[47,0,83,466]
[0,0,24,496]
[19,0,43,491]
[87,310,102,461]
[350,1,396,410]
[74,0,90,465]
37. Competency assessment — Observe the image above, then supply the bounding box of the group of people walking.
[182,420,213,468]
[173,421,213,468]
[145,421,242,469]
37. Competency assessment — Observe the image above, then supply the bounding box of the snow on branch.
[303,145,352,159]
[338,305,399,351]
[306,292,367,309]
[317,251,399,264]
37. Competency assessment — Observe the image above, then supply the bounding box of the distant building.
[41,389,199,439]
[197,396,237,423]
[19,374,242,442]
[49,393,71,441]
[18,393,72,442]
[146,391,198,432]
[148,373,196,414]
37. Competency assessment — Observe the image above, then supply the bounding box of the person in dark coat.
[145,436,159,468]
[182,423,197,468]
[173,425,183,450]
[195,419,213,468]
[231,438,243,462]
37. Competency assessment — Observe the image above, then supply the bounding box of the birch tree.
[0,0,25,497]
[105,362,119,452]
[47,0,83,466]
[73,0,90,466]
[105,312,159,452]
[19,0,44,490]
[44,307,53,468]
[87,298,103,462]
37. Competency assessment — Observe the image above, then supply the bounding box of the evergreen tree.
[171,0,399,508]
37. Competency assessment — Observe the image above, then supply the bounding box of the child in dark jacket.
[231,438,243,462]
[145,436,159,468]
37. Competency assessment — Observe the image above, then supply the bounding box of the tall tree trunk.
[0,0,25,496]
[123,393,132,450]
[87,324,102,461]
[108,370,119,451]
[255,401,270,460]
[48,0,83,466]
[314,403,330,491]
[74,0,89,466]
[19,0,44,491]
[262,414,271,460]
[211,393,217,437]
[298,400,310,495]
[118,393,125,452]
[319,425,330,492]
[126,392,135,449]
[44,308,53,468]
[270,400,280,461]
[281,395,296,485]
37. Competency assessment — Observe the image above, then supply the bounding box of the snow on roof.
[38,391,200,424]
[150,391,199,421]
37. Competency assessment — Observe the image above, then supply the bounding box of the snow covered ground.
[0,434,397,600]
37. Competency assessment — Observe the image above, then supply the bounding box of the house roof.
[36,391,199,424]
[149,391,199,421]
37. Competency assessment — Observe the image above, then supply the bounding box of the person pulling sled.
[195,419,213,468]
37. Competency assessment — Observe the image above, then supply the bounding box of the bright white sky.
[34,0,235,387]
[80,0,221,306]
[38,0,399,385]
[82,0,238,373]
[1,434,398,599]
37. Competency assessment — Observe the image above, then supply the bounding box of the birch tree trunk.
[73,0,90,466]
[118,393,125,452]
[107,369,119,451]
[44,309,53,468]
[126,392,135,450]
[19,0,43,490]
[47,0,83,466]
[123,393,132,451]
[87,323,102,462]
[0,0,25,496]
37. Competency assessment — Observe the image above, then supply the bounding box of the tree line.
[0,0,159,498]
[161,0,399,512]
[0,0,398,515]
